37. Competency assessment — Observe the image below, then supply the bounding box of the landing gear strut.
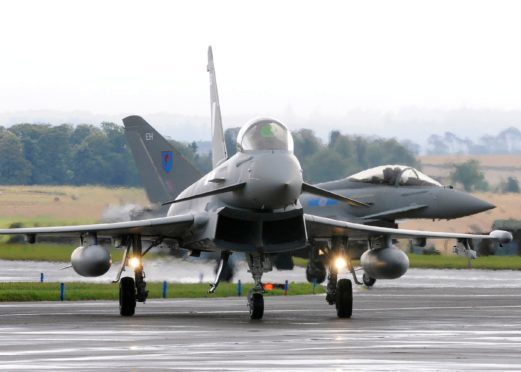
[209,251,230,293]
[246,253,272,320]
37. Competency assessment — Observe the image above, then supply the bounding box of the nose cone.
[245,152,302,209]
[434,189,495,218]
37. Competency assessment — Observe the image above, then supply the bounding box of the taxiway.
[1,283,521,370]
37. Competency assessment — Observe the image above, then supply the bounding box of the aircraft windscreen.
[237,119,294,151]
[348,165,442,187]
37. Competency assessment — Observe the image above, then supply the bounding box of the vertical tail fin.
[123,115,201,204]
[207,46,228,168]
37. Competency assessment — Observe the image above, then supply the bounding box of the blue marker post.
[162,281,168,299]
[40,273,44,283]
[59,283,64,301]
[284,280,289,296]
[312,278,317,294]
[237,280,242,297]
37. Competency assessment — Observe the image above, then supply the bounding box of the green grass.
[408,253,521,270]
[0,242,124,262]
[0,281,325,302]
[0,216,97,229]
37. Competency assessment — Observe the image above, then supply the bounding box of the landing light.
[129,256,141,269]
[334,256,347,270]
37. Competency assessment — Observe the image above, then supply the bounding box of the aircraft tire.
[336,278,353,318]
[249,293,264,320]
[119,277,136,317]
[362,273,376,287]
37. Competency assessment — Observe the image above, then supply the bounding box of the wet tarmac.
[1,275,521,370]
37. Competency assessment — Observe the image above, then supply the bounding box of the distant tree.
[0,131,31,184]
[224,127,240,157]
[502,176,520,193]
[304,149,350,183]
[292,129,322,161]
[450,160,488,191]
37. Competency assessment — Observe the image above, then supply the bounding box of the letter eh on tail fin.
[207,46,228,168]
[123,115,201,204]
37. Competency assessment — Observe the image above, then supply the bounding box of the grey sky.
[1,0,520,142]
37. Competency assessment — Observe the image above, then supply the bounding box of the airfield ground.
[0,284,520,370]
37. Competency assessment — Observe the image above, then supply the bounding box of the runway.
[1,284,521,370]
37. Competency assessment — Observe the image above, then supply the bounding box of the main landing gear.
[246,253,272,320]
[325,259,353,318]
[324,237,353,318]
[114,235,155,317]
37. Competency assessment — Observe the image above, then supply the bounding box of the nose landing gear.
[246,253,272,320]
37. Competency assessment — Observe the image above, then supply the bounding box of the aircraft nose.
[437,189,495,218]
[247,153,303,209]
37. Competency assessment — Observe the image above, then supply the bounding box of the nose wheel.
[248,292,264,319]
[246,253,272,320]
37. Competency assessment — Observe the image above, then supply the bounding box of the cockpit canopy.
[348,165,442,187]
[237,118,294,152]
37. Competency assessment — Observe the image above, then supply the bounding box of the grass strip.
[0,281,325,302]
[408,253,521,270]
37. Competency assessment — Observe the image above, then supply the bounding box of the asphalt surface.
[1,282,521,370]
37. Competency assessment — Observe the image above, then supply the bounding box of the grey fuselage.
[168,149,305,254]
[301,178,494,226]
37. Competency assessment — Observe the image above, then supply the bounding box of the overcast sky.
[1,0,520,141]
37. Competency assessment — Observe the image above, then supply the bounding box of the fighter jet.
[0,47,512,320]
[124,122,496,286]
[303,165,494,224]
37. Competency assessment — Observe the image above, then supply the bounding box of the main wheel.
[362,273,376,287]
[249,293,264,320]
[336,278,353,318]
[119,277,136,317]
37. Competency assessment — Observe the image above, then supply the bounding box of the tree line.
[0,123,418,186]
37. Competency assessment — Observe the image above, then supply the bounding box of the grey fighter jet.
[0,47,512,320]
[124,122,495,285]
[303,165,494,224]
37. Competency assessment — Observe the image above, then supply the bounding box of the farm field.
[0,185,148,228]
[419,154,521,186]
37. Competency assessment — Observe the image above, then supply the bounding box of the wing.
[305,214,512,244]
[0,214,198,240]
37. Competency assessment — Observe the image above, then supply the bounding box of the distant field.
[419,154,521,186]
[0,185,148,228]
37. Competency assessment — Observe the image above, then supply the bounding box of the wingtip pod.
[489,230,513,245]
